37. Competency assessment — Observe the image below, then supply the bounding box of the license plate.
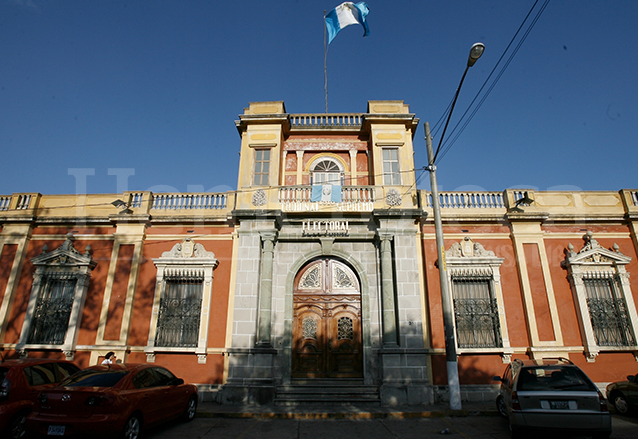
[48,425,65,436]
[550,400,569,410]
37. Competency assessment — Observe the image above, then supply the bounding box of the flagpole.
[324,10,328,113]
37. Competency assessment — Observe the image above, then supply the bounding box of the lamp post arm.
[432,65,470,164]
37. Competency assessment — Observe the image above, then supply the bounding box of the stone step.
[274,380,380,406]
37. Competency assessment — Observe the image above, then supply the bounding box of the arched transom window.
[311,158,344,185]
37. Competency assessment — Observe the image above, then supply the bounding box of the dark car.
[0,358,80,439]
[493,357,611,439]
[606,373,638,415]
[26,363,198,439]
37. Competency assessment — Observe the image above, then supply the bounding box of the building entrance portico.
[292,258,363,379]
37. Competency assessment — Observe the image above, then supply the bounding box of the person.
[101,352,116,364]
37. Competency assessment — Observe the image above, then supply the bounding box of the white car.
[493,358,611,439]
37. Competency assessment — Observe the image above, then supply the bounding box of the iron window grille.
[452,276,503,348]
[155,274,203,347]
[27,275,76,345]
[585,277,636,347]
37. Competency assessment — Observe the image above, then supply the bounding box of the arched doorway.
[292,258,362,378]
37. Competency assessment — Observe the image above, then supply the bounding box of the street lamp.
[425,42,485,410]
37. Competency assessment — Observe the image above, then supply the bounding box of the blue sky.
[1,0,636,196]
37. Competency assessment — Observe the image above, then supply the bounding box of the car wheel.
[182,395,198,422]
[611,392,631,415]
[122,414,141,439]
[496,396,508,418]
[8,411,28,439]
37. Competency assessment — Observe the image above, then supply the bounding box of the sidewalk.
[195,400,499,419]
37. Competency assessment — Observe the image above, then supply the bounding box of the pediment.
[566,246,630,266]
[563,232,631,267]
[31,234,95,268]
[446,237,504,265]
[153,238,218,267]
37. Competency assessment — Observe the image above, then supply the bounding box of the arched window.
[311,158,343,185]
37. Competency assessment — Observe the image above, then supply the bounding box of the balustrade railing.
[128,192,144,208]
[151,193,228,210]
[425,191,505,209]
[15,194,32,210]
[290,113,362,129]
[0,196,11,211]
[278,186,375,203]
[631,190,638,206]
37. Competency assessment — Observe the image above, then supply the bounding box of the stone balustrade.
[278,186,375,203]
[425,191,505,209]
[290,113,362,129]
[150,193,228,210]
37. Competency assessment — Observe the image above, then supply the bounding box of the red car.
[0,358,80,439]
[26,363,198,439]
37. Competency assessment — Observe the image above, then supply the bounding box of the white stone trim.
[145,238,218,359]
[562,232,638,361]
[16,234,96,357]
[445,237,512,355]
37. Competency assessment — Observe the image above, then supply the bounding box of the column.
[256,231,277,347]
[379,232,398,347]
[296,151,304,185]
[349,150,357,185]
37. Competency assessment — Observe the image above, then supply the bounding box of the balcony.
[289,113,363,130]
[278,186,375,213]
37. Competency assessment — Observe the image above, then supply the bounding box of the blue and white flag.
[311,185,342,203]
[325,2,370,44]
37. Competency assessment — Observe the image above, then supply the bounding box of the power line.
[435,0,551,162]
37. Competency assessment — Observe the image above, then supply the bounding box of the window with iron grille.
[27,275,76,345]
[451,275,502,348]
[584,277,635,347]
[253,149,270,186]
[18,235,96,357]
[382,148,401,185]
[155,274,204,347]
[561,232,638,361]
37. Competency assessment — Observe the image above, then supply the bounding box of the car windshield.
[517,366,596,391]
[60,369,128,387]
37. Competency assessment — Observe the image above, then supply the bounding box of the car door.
[131,368,166,426]
[500,364,514,416]
[150,367,184,418]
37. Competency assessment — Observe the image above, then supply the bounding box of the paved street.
[145,413,638,439]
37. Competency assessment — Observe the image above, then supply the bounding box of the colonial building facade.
[1,101,637,405]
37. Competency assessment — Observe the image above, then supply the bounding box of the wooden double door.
[292,259,363,379]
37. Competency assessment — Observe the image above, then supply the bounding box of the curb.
[195,408,500,420]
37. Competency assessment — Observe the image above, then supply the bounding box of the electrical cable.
[435,0,550,163]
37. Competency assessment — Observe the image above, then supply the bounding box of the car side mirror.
[493,376,502,382]
[628,375,636,382]
[175,378,184,385]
